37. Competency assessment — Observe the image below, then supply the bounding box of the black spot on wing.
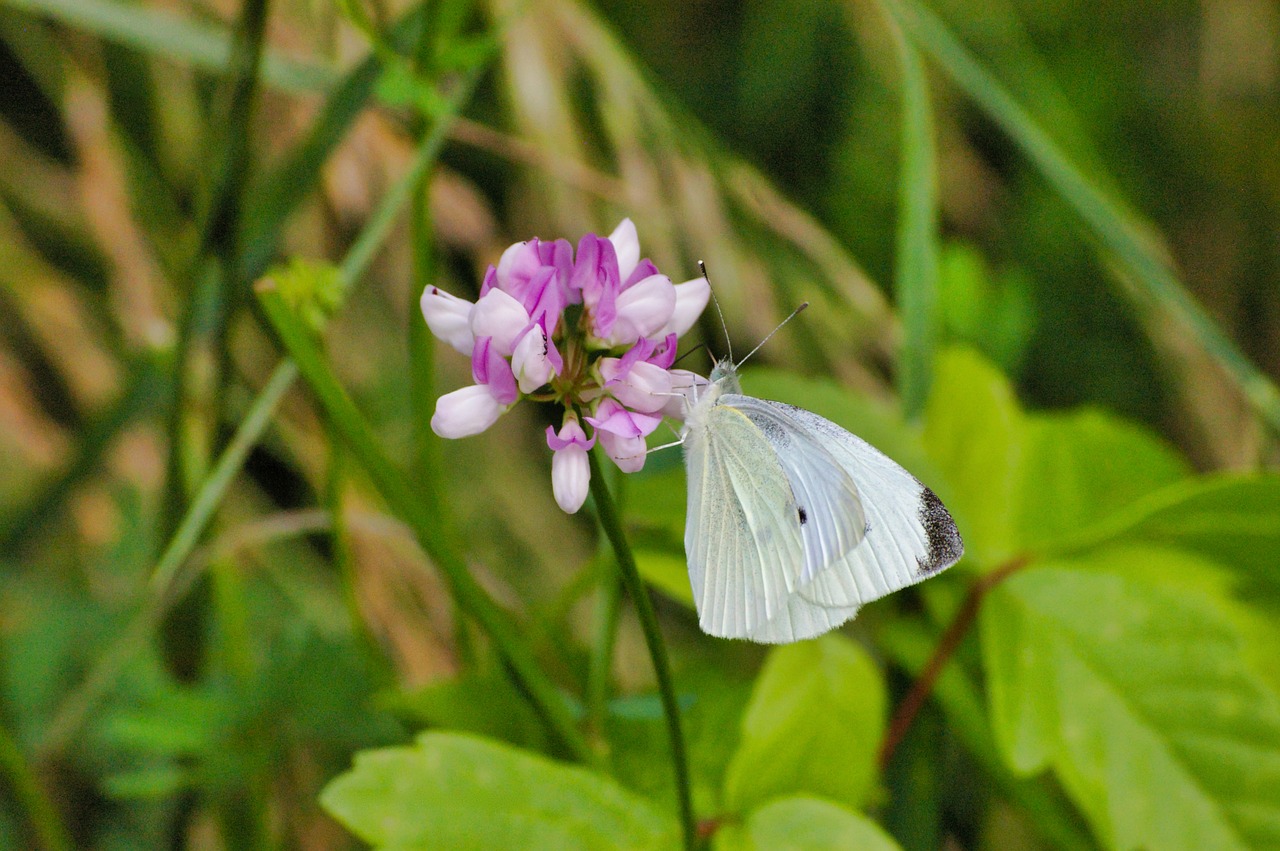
[797,506,807,525]
[917,487,964,576]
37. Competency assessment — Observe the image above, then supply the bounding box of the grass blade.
[884,10,939,420]
[0,355,168,552]
[0,0,335,93]
[885,0,1280,433]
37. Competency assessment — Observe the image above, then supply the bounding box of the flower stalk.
[257,282,597,766]
[587,448,696,851]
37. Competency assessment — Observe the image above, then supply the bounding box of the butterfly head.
[707,358,742,394]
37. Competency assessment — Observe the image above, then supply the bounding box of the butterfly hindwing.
[683,403,805,638]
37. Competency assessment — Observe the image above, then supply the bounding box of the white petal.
[608,218,640,282]
[511,327,554,394]
[661,369,709,420]
[431,385,503,438]
[470,288,530,355]
[420,286,475,355]
[660,276,711,337]
[551,446,590,513]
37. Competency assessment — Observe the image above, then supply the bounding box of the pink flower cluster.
[421,220,710,513]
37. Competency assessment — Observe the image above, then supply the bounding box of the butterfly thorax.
[682,359,742,435]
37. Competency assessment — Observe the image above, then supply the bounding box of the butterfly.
[681,357,964,643]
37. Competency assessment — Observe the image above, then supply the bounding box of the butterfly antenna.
[736,302,809,368]
[700,260,732,363]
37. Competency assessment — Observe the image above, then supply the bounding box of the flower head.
[422,219,708,512]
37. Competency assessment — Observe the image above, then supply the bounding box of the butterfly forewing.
[683,404,804,638]
[760,401,964,612]
[725,394,868,584]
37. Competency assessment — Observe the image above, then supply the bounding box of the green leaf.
[633,550,695,607]
[714,796,903,851]
[937,243,1034,373]
[1014,409,1190,550]
[924,348,1024,564]
[981,561,1280,850]
[320,732,677,850]
[1077,475,1280,585]
[724,635,885,814]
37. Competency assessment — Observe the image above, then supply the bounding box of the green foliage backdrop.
[0,0,1277,848]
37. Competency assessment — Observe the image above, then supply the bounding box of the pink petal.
[471,336,518,404]
[600,431,647,474]
[607,274,676,346]
[495,240,544,298]
[572,235,619,334]
[599,357,672,414]
[647,334,679,370]
[522,266,563,334]
[586,398,662,438]
[623,258,660,290]
[545,416,595,451]
[661,369,710,420]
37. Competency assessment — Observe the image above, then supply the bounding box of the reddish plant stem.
[878,554,1032,770]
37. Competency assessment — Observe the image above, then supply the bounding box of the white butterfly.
[680,358,964,643]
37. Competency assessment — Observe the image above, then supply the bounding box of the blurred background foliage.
[0,0,1278,848]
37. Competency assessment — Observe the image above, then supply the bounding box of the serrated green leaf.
[1079,475,1280,585]
[1015,409,1189,550]
[320,732,677,850]
[724,635,885,814]
[982,563,1280,850]
[924,348,1024,563]
[713,796,903,851]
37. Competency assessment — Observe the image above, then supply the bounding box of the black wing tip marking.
[917,487,964,576]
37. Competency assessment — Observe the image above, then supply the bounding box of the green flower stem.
[586,449,696,851]
[0,722,71,851]
[257,284,597,767]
